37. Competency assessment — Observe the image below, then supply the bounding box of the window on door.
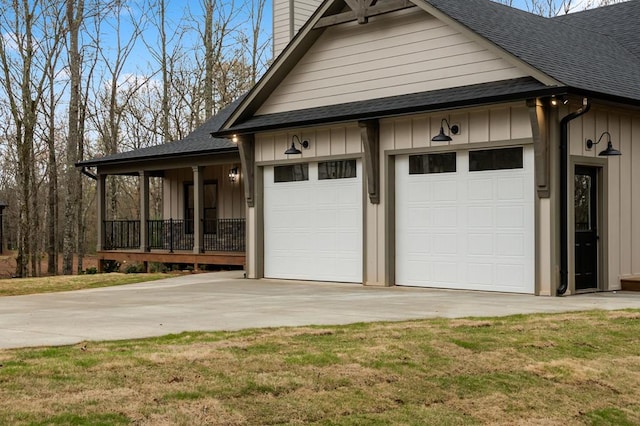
[469,147,523,171]
[185,181,217,234]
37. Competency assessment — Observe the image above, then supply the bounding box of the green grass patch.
[0,273,171,296]
[584,407,637,425]
[31,412,130,426]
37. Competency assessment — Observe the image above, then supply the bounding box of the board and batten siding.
[273,0,322,58]
[162,165,245,221]
[260,8,528,115]
[568,107,640,289]
[256,124,363,162]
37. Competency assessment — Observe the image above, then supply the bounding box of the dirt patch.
[0,252,97,278]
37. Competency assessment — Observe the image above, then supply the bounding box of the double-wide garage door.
[264,160,362,283]
[396,146,535,293]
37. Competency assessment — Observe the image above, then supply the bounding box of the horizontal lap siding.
[260,8,527,115]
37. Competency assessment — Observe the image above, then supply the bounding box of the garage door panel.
[433,207,458,227]
[431,233,458,255]
[496,206,525,227]
[496,234,525,256]
[468,179,494,200]
[468,263,494,285]
[432,262,459,283]
[396,147,534,293]
[468,207,494,227]
[468,233,494,255]
[433,180,458,201]
[497,176,526,200]
[495,264,525,286]
[264,161,363,283]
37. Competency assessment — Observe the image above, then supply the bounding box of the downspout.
[81,167,97,180]
[557,97,590,296]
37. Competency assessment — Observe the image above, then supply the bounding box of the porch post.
[96,173,106,252]
[139,170,149,252]
[192,166,204,253]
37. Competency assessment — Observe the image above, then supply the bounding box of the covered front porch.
[94,159,245,271]
[78,107,247,272]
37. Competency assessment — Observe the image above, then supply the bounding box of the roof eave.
[215,85,567,136]
[75,146,239,169]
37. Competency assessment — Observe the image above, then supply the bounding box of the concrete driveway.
[2,271,640,349]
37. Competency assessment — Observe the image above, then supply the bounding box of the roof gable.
[221,0,640,134]
[257,6,531,115]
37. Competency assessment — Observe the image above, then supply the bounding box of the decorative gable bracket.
[315,0,415,28]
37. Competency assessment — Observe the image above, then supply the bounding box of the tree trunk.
[63,0,84,275]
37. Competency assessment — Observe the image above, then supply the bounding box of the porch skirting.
[97,250,245,272]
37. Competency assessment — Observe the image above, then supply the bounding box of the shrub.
[124,263,145,274]
[84,267,98,275]
[149,262,168,273]
[102,260,121,273]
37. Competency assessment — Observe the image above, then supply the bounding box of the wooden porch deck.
[97,250,245,271]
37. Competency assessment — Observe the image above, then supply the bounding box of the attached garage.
[395,146,535,293]
[264,159,363,283]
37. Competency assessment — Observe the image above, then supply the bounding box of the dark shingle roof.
[554,1,640,60]
[423,0,640,103]
[216,77,556,135]
[77,96,244,167]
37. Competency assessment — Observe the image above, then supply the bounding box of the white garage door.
[396,146,534,293]
[264,160,362,283]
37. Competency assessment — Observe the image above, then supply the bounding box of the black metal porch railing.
[103,220,140,250]
[203,219,246,252]
[147,219,194,251]
[103,219,246,252]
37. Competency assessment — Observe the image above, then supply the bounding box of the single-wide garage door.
[264,160,362,283]
[396,146,534,293]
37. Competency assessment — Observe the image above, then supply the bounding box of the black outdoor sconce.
[284,134,310,155]
[431,118,460,142]
[585,131,622,156]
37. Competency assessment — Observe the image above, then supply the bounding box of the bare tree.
[493,0,629,15]
[62,0,85,275]
[0,0,66,277]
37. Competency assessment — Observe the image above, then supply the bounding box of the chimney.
[273,0,323,58]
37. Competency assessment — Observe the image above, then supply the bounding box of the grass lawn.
[0,273,170,297]
[1,310,639,425]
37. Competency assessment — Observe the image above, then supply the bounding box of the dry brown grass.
[1,310,640,425]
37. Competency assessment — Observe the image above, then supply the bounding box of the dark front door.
[574,166,599,291]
